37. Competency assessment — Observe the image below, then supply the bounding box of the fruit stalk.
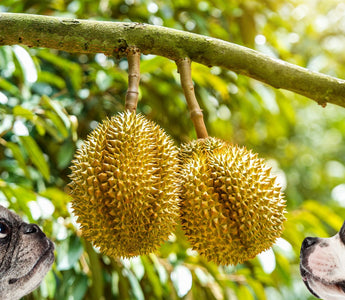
[176,58,208,139]
[125,48,141,112]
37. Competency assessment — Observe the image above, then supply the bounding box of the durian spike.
[176,57,208,139]
[125,48,141,112]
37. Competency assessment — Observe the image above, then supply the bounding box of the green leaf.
[192,64,229,100]
[303,200,344,231]
[0,46,14,76]
[150,254,168,284]
[274,252,292,286]
[141,255,163,299]
[45,110,69,137]
[38,71,66,89]
[96,70,113,91]
[19,135,50,181]
[56,140,75,169]
[1,183,36,222]
[13,105,35,120]
[33,116,47,136]
[40,188,69,202]
[8,184,37,204]
[56,235,84,271]
[41,95,71,130]
[126,270,145,300]
[37,116,63,140]
[0,115,13,136]
[247,278,266,300]
[38,51,82,91]
[5,141,31,178]
[236,285,254,300]
[0,77,20,96]
[70,274,89,300]
[85,241,104,300]
[12,45,37,84]
[40,270,57,298]
[141,56,174,74]
[40,187,72,214]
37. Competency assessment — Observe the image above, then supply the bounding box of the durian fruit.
[68,111,180,258]
[179,137,286,265]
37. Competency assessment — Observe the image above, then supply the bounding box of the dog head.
[0,205,54,299]
[300,221,345,299]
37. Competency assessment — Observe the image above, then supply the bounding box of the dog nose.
[302,237,318,248]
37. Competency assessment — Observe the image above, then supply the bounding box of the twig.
[125,48,140,112]
[176,58,208,139]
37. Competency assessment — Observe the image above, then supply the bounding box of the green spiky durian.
[68,111,180,258]
[179,137,286,265]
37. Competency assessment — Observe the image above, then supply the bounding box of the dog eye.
[0,222,9,239]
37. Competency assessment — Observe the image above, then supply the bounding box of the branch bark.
[125,48,140,112]
[0,13,345,108]
[177,58,208,139]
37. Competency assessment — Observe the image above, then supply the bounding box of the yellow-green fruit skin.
[179,137,286,265]
[69,112,180,258]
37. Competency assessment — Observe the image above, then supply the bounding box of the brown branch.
[0,13,345,108]
[177,58,208,139]
[125,48,140,112]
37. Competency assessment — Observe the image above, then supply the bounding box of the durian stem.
[176,58,208,139]
[125,48,141,112]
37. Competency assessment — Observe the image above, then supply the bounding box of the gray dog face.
[300,221,345,300]
[0,205,54,300]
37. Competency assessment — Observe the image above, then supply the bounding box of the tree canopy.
[1,0,345,299]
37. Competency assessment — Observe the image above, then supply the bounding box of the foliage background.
[1,0,345,299]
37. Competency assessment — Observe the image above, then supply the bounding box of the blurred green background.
[1,0,345,299]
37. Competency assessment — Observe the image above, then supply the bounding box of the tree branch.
[0,13,345,108]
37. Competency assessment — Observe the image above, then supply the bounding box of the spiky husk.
[68,111,180,258]
[179,137,286,265]
[178,137,227,162]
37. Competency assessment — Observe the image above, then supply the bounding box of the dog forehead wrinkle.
[0,217,22,275]
[0,206,22,227]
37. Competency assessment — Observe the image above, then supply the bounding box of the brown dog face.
[300,221,345,300]
[0,205,54,300]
